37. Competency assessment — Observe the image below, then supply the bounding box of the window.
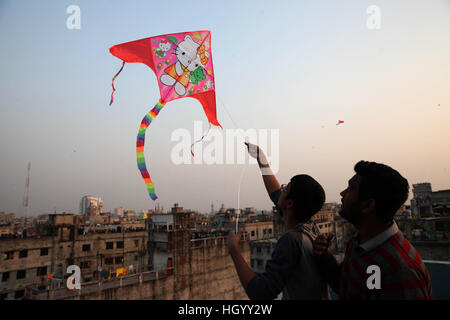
[251,231,255,237]
[115,256,124,264]
[116,241,124,249]
[105,257,113,265]
[257,259,263,267]
[19,250,28,258]
[36,266,47,276]
[16,270,26,279]
[80,261,91,269]
[106,242,113,250]
[4,251,14,260]
[134,240,139,247]
[14,290,24,299]
[2,272,10,282]
[40,248,48,256]
[134,255,139,261]
[0,293,7,300]
[82,244,91,252]
[268,229,272,234]
[256,247,261,253]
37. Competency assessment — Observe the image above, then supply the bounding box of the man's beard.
[339,205,362,227]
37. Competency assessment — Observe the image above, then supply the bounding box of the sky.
[0,0,449,216]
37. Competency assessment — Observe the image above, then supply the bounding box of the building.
[123,210,136,221]
[250,239,277,273]
[312,206,335,235]
[241,221,274,241]
[36,214,49,225]
[148,204,196,271]
[411,183,450,217]
[150,210,175,271]
[114,207,125,217]
[0,213,16,225]
[0,223,13,237]
[79,196,103,216]
[331,215,354,254]
[0,213,148,300]
[24,225,250,300]
[271,206,284,239]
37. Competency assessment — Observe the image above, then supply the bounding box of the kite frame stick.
[136,100,166,200]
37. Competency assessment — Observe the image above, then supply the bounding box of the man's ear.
[360,198,376,213]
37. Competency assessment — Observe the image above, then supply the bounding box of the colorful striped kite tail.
[136,100,166,200]
[109,61,126,106]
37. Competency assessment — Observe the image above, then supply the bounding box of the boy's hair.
[354,161,409,224]
[288,174,325,222]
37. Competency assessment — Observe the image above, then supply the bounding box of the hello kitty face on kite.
[159,39,171,52]
[176,35,202,72]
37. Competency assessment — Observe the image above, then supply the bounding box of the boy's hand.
[313,233,334,256]
[244,142,269,167]
[227,231,242,252]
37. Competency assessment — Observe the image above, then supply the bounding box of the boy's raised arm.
[245,142,280,195]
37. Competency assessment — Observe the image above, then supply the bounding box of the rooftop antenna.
[22,162,31,231]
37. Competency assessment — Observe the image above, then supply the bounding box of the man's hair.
[354,161,409,224]
[288,174,325,222]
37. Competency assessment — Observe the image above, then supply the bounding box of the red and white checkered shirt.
[318,222,433,300]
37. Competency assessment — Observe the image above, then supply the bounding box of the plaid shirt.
[317,222,433,300]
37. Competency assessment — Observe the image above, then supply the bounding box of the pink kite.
[336,120,344,126]
[109,31,221,200]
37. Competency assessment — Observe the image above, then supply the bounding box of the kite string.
[217,94,241,131]
[217,95,248,234]
[236,165,246,234]
[109,61,126,106]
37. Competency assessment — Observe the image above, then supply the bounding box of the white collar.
[358,221,399,251]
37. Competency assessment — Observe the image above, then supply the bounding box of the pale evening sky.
[0,0,449,216]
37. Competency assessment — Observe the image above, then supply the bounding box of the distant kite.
[336,120,344,126]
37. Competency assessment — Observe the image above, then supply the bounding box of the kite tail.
[109,61,125,106]
[136,100,166,200]
[190,123,212,157]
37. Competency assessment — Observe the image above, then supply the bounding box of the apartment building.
[0,213,148,300]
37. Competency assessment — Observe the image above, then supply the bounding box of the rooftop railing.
[24,268,172,300]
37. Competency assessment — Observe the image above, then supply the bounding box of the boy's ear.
[286,199,294,210]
